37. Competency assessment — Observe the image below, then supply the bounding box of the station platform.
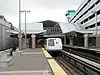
[0,48,52,75]
[0,48,67,75]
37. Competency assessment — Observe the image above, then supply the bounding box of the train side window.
[48,39,55,46]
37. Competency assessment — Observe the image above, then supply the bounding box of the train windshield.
[48,39,55,46]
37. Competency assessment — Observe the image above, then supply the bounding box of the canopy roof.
[6,22,46,35]
[58,22,94,35]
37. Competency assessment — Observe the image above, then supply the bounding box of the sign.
[65,10,75,16]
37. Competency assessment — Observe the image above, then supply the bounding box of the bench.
[0,53,12,68]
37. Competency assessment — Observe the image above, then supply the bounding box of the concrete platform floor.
[0,48,52,75]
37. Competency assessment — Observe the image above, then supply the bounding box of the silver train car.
[44,38,62,52]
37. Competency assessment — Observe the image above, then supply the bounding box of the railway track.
[61,50,100,75]
[54,56,84,75]
[43,44,100,75]
[50,50,100,75]
[69,50,100,64]
[63,45,100,64]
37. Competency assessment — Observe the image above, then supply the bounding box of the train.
[44,38,62,52]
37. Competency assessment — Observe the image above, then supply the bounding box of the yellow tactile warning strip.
[42,48,67,75]
[43,51,53,58]
[47,59,67,75]
[42,48,53,58]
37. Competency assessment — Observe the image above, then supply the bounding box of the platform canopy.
[58,22,94,35]
[24,30,47,34]
[21,22,46,34]
[6,22,46,35]
[6,30,22,34]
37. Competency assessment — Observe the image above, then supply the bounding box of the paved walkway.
[0,48,52,75]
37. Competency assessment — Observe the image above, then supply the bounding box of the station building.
[67,0,100,48]
[39,20,87,47]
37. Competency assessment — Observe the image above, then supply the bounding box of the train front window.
[48,39,55,46]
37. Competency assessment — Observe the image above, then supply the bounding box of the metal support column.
[19,0,22,50]
[64,35,66,45]
[69,37,73,46]
[31,34,36,49]
[84,33,88,48]
[20,10,30,48]
[95,12,98,48]
[25,12,27,48]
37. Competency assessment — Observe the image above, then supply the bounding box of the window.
[70,0,89,22]
[84,18,88,23]
[89,24,95,28]
[80,14,95,24]
[88,5,94,10]
[85,23,96,29]
[81,21,83,24]
[95,0,100,5]
[97,22,100,26]
[74,10,88,23]
[89,14,95,19]
[97,10,100,15]
[85,27,89,29]
[87,0,91,3]
[48,39,55,46]
[70,0,100,23]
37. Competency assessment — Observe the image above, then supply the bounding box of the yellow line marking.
[42,48,46,51]
[42,48,52,58]
[42,48,67,75]
[48,59,67,75]
[43,50,52,58]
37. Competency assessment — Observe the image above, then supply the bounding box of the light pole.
[20,10,30,48]
[91,11,98,47]
[19,0,21,50]
[95,12,98,48]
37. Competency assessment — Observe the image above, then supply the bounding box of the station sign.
[65,10,76,16]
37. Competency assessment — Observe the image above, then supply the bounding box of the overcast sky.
[0,0,83,28]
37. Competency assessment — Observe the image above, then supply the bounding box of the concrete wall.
[0,25,3,50]
[0,24,17,51]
